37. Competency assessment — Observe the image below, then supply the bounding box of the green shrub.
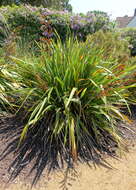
[121,28,136,56]
[0,5,41,47]
[86,30,130,63]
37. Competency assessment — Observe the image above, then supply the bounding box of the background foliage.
[121,28,136,57]
[0,0,72,12]
[86,30,130,63]
[0,5,115,47]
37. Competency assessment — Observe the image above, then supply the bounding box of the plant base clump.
[0,114,119,185]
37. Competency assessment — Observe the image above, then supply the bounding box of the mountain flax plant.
[1,37,136,183]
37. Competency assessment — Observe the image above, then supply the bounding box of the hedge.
[0,5,115,46]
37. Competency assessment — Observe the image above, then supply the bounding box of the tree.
[61,0,72,12]
[0,0,72,12]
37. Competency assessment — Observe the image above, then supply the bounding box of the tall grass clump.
[1,37,136,184]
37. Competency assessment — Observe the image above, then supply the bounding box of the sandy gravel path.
[1,147,136,190]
